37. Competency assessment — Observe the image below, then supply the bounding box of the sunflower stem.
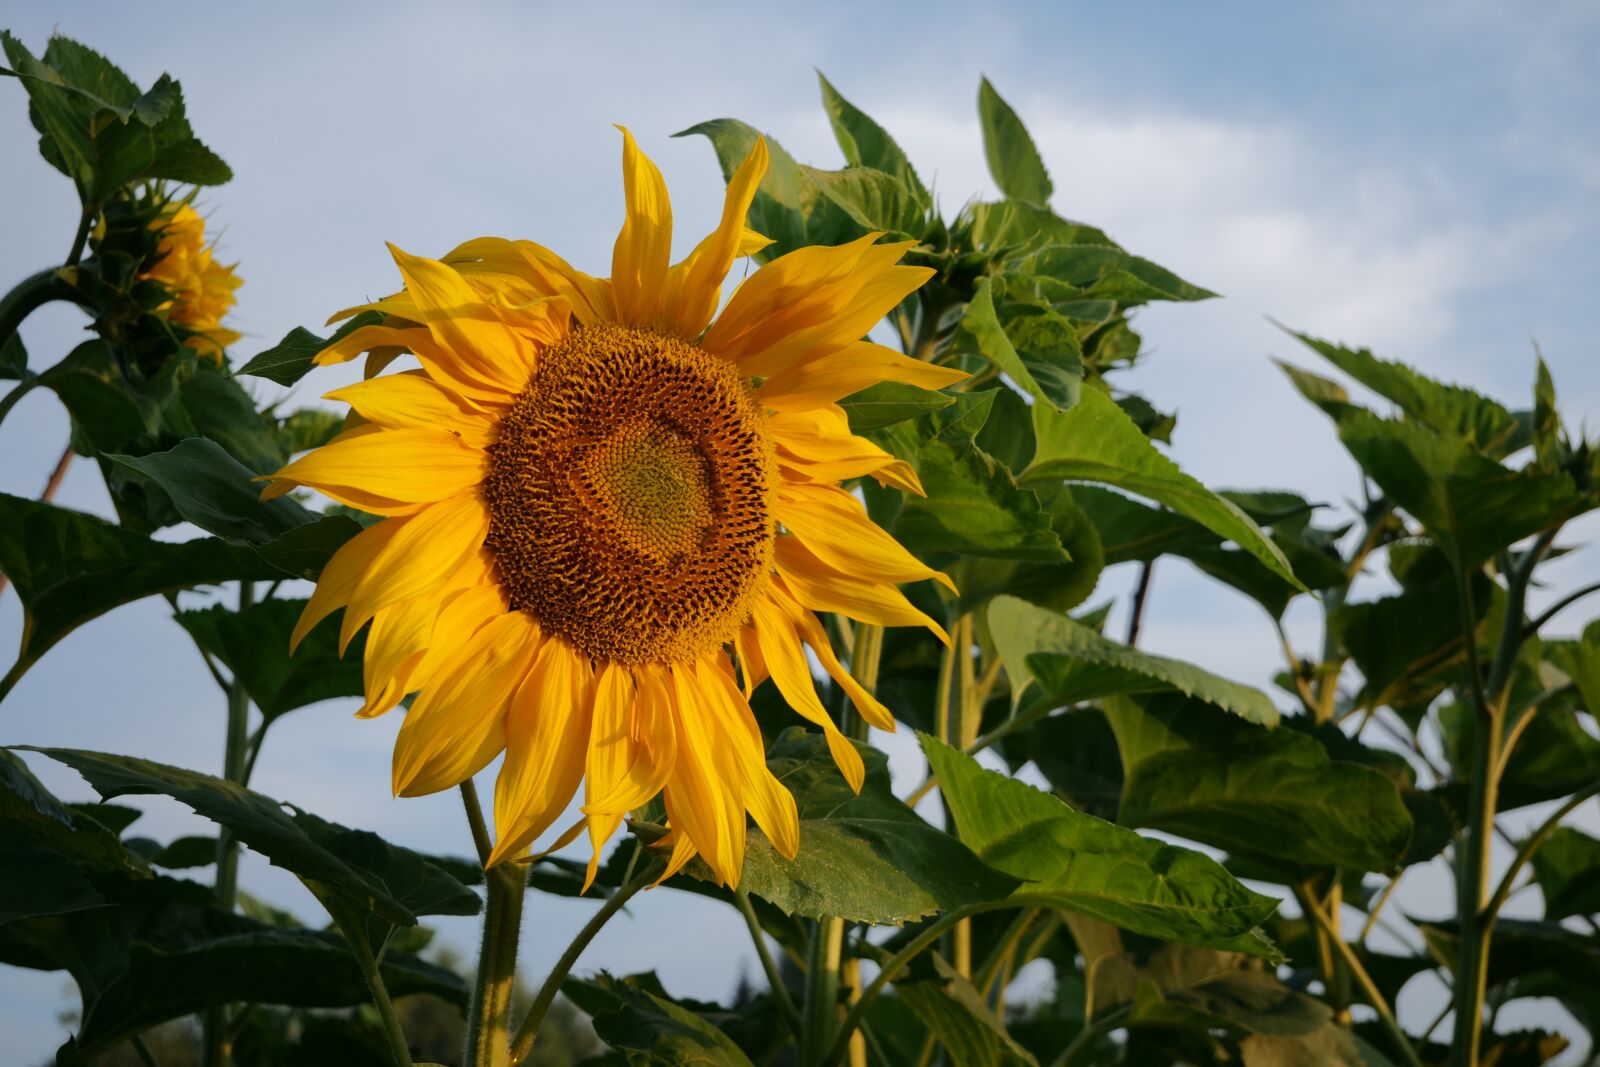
[802,917,845,1067]
[464,782,526,1067]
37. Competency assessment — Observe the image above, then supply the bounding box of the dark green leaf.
[0,331,26,378]
[178,361,286,473]
[1529,826,1600,921]
[237,311,384,388]
[990,595,1280,726]
[108,438,317,544]
[896,954,1038,1066]
[585,973,756,1066]
[175,598,364,721]
[922,735,1281,957]
[682,729,1017,924]
[20,747,480,927]
[977,78,1052,205]
[1024,388,1302,589]
[1104,696,1413,872]
[953,483,1104,613]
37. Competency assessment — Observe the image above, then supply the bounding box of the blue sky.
[2,2,1599,1061]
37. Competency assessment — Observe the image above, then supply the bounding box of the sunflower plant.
[4,30,1600,1067]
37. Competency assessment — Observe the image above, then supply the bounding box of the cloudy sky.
[2,1,1599,1061]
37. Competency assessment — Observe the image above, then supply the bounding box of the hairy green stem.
[735,888,803,1035]
[465,785,525,1067]
[511,847,648,1064]
[348,920,415,1067]
[802,918,845,1066]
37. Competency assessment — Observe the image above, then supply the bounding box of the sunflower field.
[3,24,1600,1067]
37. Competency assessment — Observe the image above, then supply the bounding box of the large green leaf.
[953,482,1104,613]
[990,595,1280,726]
[1337,412,1582,569]
[175,598,364,723]
[869,390,1066,564]
[1104,696,1413,872]
[21,748,480,927]
[682,730,1017,924]
[806,165,926,237]
[1529,826,1600,921]
[0,494,333,701]
[922,735,1280,957]
[958,279,1078,411]
[0,874,463,1058]
[577,973,756,1066]
[839,381,954,432]
[1023,388,1302,589]
[895,954,1038,1066]
[1285,328,1519,454]
[817,72,928,201]
[977,77,1052,205]
[108,438,319,545]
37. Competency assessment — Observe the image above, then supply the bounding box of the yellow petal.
[290,518,403,652]
[316,321,515,407]
[733,624,768,698]
[387,244,534,395]
[696,657,799,859]
[749,594,865,792]
[392,611,538,797]
[770,405,924,495]
[584,663,676,815]
[444,237,614,325]
[610,127,672,326]
[359,594,439,717]
[324,371,498,448]
[263,426,487,514]
[489,636,595,866]
[341,493,490,652]
[400,580,511,704]
[773,581,896,732]
[664,664,748,886]
[775,482,956,595]
[660,138,769,339]
[774,536,948,642]
[759,340,968,412]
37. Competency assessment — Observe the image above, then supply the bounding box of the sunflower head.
[266,128,966,889]
[143,202,242,361]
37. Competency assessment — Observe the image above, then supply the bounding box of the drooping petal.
[759,340,968,412]
[695,657,799,859]
[392,610,539,797]
[584,663,676,816]
[663,664,748,886]
[490,636,595,866]
[340,493,491,651]
[748,593,865,792]
[443,237,615,325]
[261,426,486,514]
[290,517,403,652]
[775,482,956,595]
[387,245,537,395]
[359,594,440,718]
[610,127,673,326]
[769,404,924,494]
[774,536,948,642]
[659,138,769,339]
[772,580,896,732]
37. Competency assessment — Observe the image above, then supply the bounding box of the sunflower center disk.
[483,323,774,665]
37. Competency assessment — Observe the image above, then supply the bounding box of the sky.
[2,1,1599,1062]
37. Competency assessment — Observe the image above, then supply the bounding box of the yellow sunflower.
[145,202,242,360]
[262,129,964,888]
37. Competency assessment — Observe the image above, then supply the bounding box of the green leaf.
[1104,696,1413,872]
[1284,328,1519,454]
[0,493,330,701]
[870,390,1066,564]
[237,311,384,388]
[175,598,365,722]
[0,874,464,1057]
[999,707,1123,821]
[817,72,928,202]
[839,381,954,432]
[1024,388,1302,589]
[1012,245,1216,304]
[895,954,1038,1066]
[953,483,1104,613]
[989,595,1280,726]
[977,77,1052,205]
[20,747,480,927]
[922,735,1281,957]
[1529,826,1600,921]
[805,165,925,237]
[0,331,26,379]
[273,407,345,455]
[1275,359,1363,423]
[1337,412,1582,569]
[958,280,1078,411]
[682,729,1017,924]
[108,438,317,544]
[584,973,756,1066]
[177,361,286,473]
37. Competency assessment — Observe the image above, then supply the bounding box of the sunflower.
[262,129,964,888]
[144,202,242,360]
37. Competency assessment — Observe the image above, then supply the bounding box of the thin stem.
[130,1035,161,1067]
[1302,892,1423,1067]
[1484,783,1600,925]
[1524,580,1600,639]
[349,918,416,1067]
[214,582,256,909]
[1125,560,1155,647]
[734,888,802,1036]
[953,614,978,979]
[510,850,649,1064]
[1049,1004,1132,1067]
[1360,871,1404,945]
[802,918,845,1066]
[65,207,94,267]
[903,702,1054,808]
[974,907,1039,999]
[460,781,494,867]
[822,905,990,1067]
